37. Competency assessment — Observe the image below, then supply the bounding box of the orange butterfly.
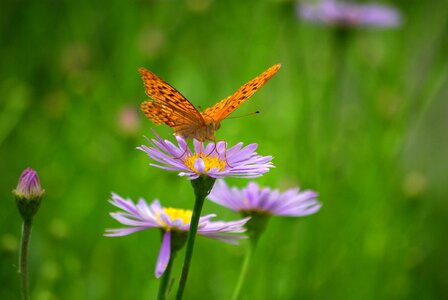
[139,64,281,142]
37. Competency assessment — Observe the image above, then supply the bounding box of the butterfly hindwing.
[139,68,204,124]
[140,101,200,134]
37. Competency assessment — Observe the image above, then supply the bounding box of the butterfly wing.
[140,101,199,131]
[139,68,204,128]
[202,64,281,122]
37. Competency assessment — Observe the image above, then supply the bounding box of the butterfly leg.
[212,139,233,168]
[222,142,233,168]
[173,144,189,160]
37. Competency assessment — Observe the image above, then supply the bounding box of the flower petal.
[155,231,171,278]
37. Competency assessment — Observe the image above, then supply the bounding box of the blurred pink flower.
[118,105,140,135]
[298,0,402,28]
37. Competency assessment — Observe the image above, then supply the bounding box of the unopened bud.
[13,168,45,222]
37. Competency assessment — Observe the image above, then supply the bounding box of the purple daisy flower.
[298,0,402,28]
[137,130,274,180]
[105,193,250,278]
[208,180,321,217]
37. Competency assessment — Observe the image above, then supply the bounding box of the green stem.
[176,176,215,300]
[158,252,176,300]
[19,220,32,300]
[231,240,256,300]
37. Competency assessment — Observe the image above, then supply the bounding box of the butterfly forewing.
[202,64,281,122]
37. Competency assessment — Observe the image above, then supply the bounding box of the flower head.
[298,0,402,28]
[13,168,45,222]
[209,180,321,216]
[105,193,249,277]
[137,130,274,180]
[208,180,322,241]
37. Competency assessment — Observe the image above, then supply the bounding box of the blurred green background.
[1,0,448,299]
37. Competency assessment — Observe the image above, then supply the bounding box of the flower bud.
[13,168,45,222]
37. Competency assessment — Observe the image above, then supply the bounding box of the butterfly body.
[139,64,281,141]
[175,116,220,141]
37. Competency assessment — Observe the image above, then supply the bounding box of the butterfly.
[139,64,281,142]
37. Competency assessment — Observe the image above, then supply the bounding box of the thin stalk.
[158,252,176,300]
[231,240,256,300]
[231,211,268,300]
[176,177,215,300]
[175,195,204,299]
[19,220,32,300]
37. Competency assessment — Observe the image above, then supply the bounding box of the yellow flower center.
[156,208,193,228]
[183,153,226,174]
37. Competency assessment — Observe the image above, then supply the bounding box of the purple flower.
[105,193,250,278]
[13,168,45,222]
[13,168,45,200]
[208,180,321,217]
[298,0,402,28]
[137,130,274,180]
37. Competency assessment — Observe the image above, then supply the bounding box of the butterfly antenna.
[224,110,260,120]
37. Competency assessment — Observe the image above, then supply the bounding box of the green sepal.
[241,211,271,245]
[14,194,43,223]
[191,175,216,200]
